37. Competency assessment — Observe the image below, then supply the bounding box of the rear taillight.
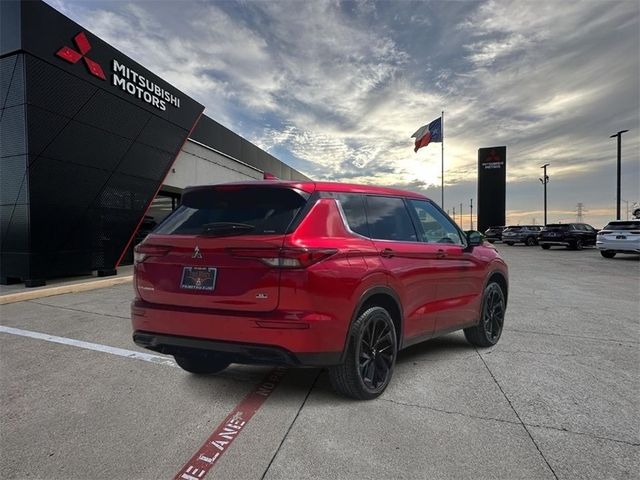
[630,231,640,235]
[133,244,170,265]
[229,247,337,268]
[599,231,612,235]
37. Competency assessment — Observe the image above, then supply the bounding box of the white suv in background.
[596,220,640,258]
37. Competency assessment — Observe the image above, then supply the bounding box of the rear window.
[154,187,309,236]
[504,226,522,232]
[545,224,571,231]
[603,221,640,230]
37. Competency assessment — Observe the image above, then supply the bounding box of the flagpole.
[441,110,444,208]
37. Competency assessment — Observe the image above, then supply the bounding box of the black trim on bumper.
[133,331,342,367]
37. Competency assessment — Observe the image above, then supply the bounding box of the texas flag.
[411,117,442,152]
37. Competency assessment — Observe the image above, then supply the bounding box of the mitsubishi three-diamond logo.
[56,32,106,80]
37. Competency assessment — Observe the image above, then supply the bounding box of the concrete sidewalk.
[0,265,133,305]
[1,247,638,479]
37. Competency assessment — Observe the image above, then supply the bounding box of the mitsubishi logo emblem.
[56,32,106,80]
[192,246,202,259]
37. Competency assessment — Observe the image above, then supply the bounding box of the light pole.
[470,198,474,230]
[610,130,629,220]
[539,163,550,226]
[460,203,463,228]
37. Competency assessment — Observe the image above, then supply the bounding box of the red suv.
[132,181,508,399]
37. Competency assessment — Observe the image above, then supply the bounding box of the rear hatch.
[541,224,570,239]
[502,226,521,237]
[134,184,312,312]
[599,221,640,243]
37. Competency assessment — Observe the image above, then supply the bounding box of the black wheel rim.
[358,316,395,390]
[483,284,505,343]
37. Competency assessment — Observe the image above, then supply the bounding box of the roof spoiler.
[263,172,279,180]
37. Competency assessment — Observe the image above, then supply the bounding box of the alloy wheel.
[357,315,395,390]
[483,284,505,343]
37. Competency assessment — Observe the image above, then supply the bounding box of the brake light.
[630,231,640,235]
[133,244,170,265]
[599,231,612,235]
[229,247,337,268]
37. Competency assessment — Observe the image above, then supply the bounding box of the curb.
[0,276,133,305]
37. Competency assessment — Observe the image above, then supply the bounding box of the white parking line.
[0,325,177,367]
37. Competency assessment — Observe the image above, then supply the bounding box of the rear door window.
[408,199,462,245]
[154,187,309,236]
[365,196,417,241]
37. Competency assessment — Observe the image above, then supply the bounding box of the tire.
[600,250,616,258]
[464,282,506,348]
[541,244,551,249]
[174,354,231,374]
[525,237,537,246]
[570,238,583,250]
[329,306,397,400]
[505,242,514,246]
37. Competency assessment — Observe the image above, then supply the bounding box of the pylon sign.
[477,147,506,233]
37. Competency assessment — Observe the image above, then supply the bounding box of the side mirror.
[466,230,484,247]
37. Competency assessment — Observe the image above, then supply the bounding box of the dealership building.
[0,0,308,287]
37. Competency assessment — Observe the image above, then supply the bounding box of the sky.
[47,0,639,229]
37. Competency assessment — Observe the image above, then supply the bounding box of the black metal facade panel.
[1,1,203,283]
[18,0,203,130]
[1,55,25,109]
[0,52,29,279]
[190,115,310,181]
[18,51,200,279]
[0,0,21,57]
[477,147,507,233]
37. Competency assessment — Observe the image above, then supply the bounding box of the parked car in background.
[132,181,508,399]
[484,226,505,243]
[539,223,598,250]
[501,225,543,246]
[596,220,640,258]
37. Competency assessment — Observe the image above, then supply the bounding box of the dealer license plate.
[180,267,217,291]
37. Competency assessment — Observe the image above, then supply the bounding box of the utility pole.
[453,206,456,223]
[576,203,586,222]
[470,198,473,230]
[459,203,463,228]
[539,164,550,225]
[610,130,629,220]
[623,200,629,220]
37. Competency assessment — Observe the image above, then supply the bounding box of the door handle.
[437,249,447,258]
[380,248,395,258]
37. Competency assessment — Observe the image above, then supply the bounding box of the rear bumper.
[133,331,340,366]
[131,300,346,366]
[502,236,526,242]
[539,240,570,247]
[596,240,640,253]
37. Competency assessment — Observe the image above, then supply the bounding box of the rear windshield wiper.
[200,222,255,236]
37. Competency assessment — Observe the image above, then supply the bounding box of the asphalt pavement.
[1,245,638,479]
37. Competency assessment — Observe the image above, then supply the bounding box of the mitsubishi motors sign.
[111,59,181,111]
[55,31,182,112]
[9,1,201,129]
[477,146,507,232]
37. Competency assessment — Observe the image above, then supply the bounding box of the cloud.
[45,0,639,228]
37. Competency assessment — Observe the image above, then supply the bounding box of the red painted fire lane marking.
[174,367,287,480]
